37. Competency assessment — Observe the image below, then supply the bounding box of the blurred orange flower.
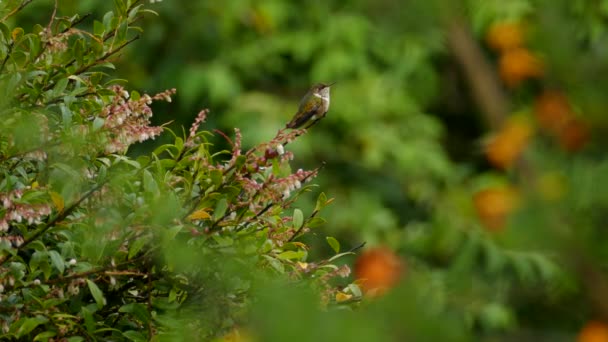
[486,21,524,52]
[578,321,608,342]
[534,90,589,151]
[354,247,403,296]
[534,91,572,134]
[485,116,534,169]
[474,186,519,232]
[499,48,543,87]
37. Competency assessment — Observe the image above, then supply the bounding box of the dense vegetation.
[2,0,608,341]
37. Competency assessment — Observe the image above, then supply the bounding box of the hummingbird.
[286,82,334,129]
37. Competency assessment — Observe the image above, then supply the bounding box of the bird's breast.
[313,93,330,111]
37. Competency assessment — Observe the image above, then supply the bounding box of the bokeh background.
[15,0,608,340]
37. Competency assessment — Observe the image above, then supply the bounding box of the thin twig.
[0,0,34,22]
[46,0,59,33]
[63,13,91,33]
[73,35,140,75]
[42,254,149,285]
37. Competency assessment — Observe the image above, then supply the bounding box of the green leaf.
[29,251,44,272]
[40,258,52,280]
[142,170,159,195]
[211,234,233,247]
[92,117,105,131]
[128,4,144,21]
[174,137,184,152]
[234,155,247,169]
[262,255,284,273]
[326,236,340,253]
[42,298,66,309]
[119,303,151,324]
[86,279,106,308]
[123,330,147,342]
[128,236,148,259]
[52,78,69,97]
[307,217,326,228]
[209,169,223,186]
[81,306,95,333]
[48,250,65,274]
[16,316,49,337]
[115,22,128,43]
[103,11,115,31]
[97,62,115,70]
[33,331,56,341]
[0,22,10,43]
[168,288,178,303]
[163,225,183,242]
[277,250,306,260]
[292,208,303,229]
[67,337,85,342]
[93,20,105,37]
[315,192,328,212]
[213,198,228,221]
[114,0,127,15]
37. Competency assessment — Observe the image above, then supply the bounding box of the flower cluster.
[38,27,72,55]
[276,168,314,199]
[185,109,209,147]
[0,189,51,232]
[219,127,317,211]
[101,85,176,153]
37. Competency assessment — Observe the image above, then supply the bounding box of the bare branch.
[446,17,509,130]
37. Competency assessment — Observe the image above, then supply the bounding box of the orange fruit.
[485,116,533,169]
[486,22,524,52]
[473,187,519,232]
[354,247,403,296]
[534,90,572,134]
[558,118,589,152]
[534,90,589,152]
[578,321,608,342]
[499,48,543,87]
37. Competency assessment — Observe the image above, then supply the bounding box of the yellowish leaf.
[291,242,308,250]
[188,208,212,221]
[50,192,64,212]
[335,292,352,303]
[11,27,23,42]
[31,181,39,189]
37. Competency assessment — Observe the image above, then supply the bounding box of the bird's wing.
[286,102,320,128]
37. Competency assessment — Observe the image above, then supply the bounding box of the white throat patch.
[314,93,329,102]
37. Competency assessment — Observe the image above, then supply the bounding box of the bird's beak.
[325,82,337,88]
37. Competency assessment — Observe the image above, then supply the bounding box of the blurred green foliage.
[4,0,608,340]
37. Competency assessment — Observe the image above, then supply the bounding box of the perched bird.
[286,82,334,129]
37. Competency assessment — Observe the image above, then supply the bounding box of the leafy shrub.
[0,2,354,340]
